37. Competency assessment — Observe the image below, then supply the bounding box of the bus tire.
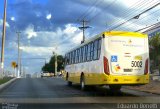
[80,75,85,91]
[109,85,121,92]
[67,81,72,86]
[66,73,72,86]
[66,73,69,81]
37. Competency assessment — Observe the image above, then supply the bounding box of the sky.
[0,0,160,74]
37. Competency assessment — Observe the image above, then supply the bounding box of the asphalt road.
[0,77,136,98]
[0,78,159,109]
[0,78,87,98]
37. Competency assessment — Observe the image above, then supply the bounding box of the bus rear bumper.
[62,72,149,85]
[104,74,149,85]
[85,73,150,85]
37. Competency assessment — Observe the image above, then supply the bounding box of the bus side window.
[87,43,91,61]
[85,45,88,62]
[71,52,74,64]
[76,49,78,63]
[65,54,67,65]
[76,49,79,63]
[97,38,102,59]
[69,52,72,64]
[83,46,85,62]
[77,48,80,63]
[81,47,84,63]
[73,50,76,64]
[79,48,81,63]
[75,50,77,64]
[90,42,94,61]
[93,40,98,60]
[66,54,68,65]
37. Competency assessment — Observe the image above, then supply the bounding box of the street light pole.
[16,31,21,78]
[0,0,7,78]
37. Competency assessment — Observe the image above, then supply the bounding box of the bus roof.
[103,31,147,38]
[65,31,147,54]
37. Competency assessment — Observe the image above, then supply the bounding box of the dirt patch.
[124,79,160,94]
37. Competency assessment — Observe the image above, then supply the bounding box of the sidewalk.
[0,78,17,91]
[125,70,160,95]
[125,79,160,95]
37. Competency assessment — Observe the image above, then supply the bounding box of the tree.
[149,32,160,67]
[42,54,65,74]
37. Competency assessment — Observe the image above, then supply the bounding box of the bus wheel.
[109,85,121,92]
[67,81,72,86]
[80,75,85,90]
[66,73,69,81]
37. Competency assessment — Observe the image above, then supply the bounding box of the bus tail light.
[144,59,148,75]
[104,56,110,75]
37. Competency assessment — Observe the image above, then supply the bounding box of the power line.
[108,0,158,30]
[109,2,160,31]
[88,0,117,22]
[77,0,100,20]
[123,8,160,31]
[107,0,149,27]
[81,0,105,20]
[44,1,104,47]
[135,21,160,32]
[53,1,99,46]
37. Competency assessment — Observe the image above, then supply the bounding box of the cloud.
[35,12,42,17]
[10,17,15,21]
[20,46,54,56]
[24,24,37,39]
[46,13,52,20]
[72,32,83,44]
[64,24,78,34]
[0,19,10,27]
[21,24,83,55]
[4,0,160,73]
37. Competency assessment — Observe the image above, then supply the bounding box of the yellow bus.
[64,31,149,91]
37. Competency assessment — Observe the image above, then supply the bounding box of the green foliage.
[149,32,160,66]
[42,54,65,74]
[149,33,160,48]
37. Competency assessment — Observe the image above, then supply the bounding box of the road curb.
[123,87,160,95]
[0,78,17,91]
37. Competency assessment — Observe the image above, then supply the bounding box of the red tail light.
[144,59,148,75]
[104,56,110,75]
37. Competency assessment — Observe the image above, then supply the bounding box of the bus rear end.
[104,31,149,85]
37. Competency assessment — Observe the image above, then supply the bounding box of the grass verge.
[0,77,13,85]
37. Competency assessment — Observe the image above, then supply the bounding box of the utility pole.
[0,0,7,78]
[55,53,57,76]
[78,19,90,44]
[16,31,21,78]
[54,46,57,76]
[20,49,22,77]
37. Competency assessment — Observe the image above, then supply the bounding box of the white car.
[41,72,54,78]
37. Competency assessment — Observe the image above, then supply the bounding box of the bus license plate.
[123,69,133,72]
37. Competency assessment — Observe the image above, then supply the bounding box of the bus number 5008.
[131,61,142,67]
